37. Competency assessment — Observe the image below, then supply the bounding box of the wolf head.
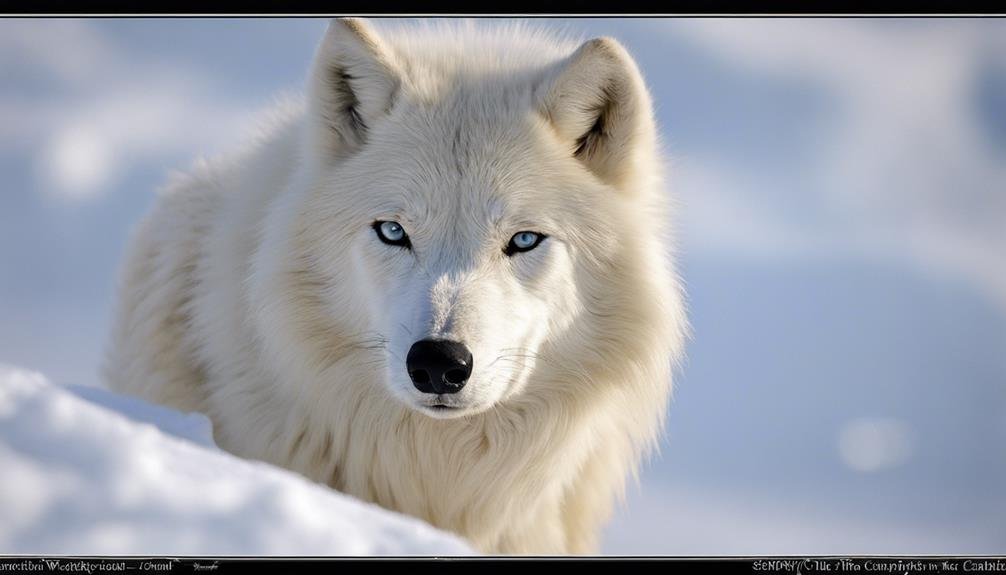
[250,19,680,421]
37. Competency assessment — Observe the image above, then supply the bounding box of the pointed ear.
[536,37,657,191]
[307,18,403,161]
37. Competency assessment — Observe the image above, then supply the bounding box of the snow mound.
[0,364,475,555]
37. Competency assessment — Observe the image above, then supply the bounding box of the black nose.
[406,339,473,394]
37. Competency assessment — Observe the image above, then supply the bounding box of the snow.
[0,364,475,556]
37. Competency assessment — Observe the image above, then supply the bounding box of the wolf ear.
[537,38,657,190]
[307,18,402,161]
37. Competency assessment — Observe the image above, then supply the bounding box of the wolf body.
[105,18,687,554]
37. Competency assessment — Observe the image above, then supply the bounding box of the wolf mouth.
[423,399,462,410]
[418,403,469,418]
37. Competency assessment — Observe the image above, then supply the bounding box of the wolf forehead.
[329,59,584,194]
[340,120,573,219]
[317,82,601,234]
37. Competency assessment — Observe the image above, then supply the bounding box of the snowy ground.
[0,364,474,556]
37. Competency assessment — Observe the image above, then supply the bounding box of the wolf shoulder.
[102,98,306,408]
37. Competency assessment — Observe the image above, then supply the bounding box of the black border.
[3,556,1006,572]
[4,5,1006,15]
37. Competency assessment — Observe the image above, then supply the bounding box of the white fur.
[104,18,687,554]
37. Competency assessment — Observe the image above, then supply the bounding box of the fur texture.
[105,18,687,554]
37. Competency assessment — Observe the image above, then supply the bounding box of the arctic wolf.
[105,18,687,554]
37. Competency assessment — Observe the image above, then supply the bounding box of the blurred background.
[1,18,1004,554]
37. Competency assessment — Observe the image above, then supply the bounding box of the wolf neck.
[253,365,607,552]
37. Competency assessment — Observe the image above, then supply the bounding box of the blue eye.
[505,231,546,256]
[374,221,411,248]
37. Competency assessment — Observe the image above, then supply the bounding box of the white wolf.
[105,18,687,554]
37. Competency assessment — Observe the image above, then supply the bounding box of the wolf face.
[256,19,664,420]
[308,105,589,418]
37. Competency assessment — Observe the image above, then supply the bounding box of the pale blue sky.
[1,18,1004,554]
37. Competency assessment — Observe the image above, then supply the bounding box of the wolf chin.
[105,18,687,554]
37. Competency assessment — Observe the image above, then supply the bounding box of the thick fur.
[105,19,687,554]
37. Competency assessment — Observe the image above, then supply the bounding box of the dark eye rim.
[373,220,412,249]
[504,232,548,256]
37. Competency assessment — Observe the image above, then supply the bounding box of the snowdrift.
[0,364,474,555]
